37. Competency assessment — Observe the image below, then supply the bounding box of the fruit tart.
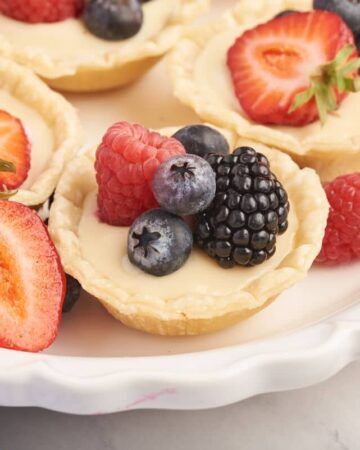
[0,57,82,206]
[170,0,360,183]
[0,0,209,93]
[49,121,328,336]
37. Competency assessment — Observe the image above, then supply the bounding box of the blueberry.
[274,9,298,18]
[152,154,216,216]
[314,0,360,37]
[172,125,230,158]
[356,34,360,53]
[62,274,82,313]
[84,0,143,41]
[128,209,193,276]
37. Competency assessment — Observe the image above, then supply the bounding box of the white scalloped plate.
[1,0,360,414]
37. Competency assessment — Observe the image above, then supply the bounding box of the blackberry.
[62,274,82,313]
[195,147,290,268]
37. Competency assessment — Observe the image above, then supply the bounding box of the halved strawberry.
[227,11,359,126]
[0,200,66,352]
[0,110,31,190]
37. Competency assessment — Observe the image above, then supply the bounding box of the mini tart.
[0,0,208,93]
[0,57,82,206]
[170,0,360,183]
[49,127,328,336]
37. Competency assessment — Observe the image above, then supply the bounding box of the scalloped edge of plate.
[0,301,359,415]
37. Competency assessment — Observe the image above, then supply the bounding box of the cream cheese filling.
[78,189,297,300]
[0,91,53,189]
[0,0,176,64]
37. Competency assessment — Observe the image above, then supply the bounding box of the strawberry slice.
[0,110,30,190]
[227,11,359,126]
[0,200,66,352]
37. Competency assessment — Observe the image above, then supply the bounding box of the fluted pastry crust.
[0,58,82,206]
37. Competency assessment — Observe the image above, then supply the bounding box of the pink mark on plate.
[126,387,177,410]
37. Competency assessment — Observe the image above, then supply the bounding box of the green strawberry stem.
[0,158,16,173]
[0,158,17,199]
[289,44,360,124]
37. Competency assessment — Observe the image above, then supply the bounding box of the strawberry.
[0,0,84,24]
[0,200,66,352]
[0,110,30,191]
[227,11,360,126]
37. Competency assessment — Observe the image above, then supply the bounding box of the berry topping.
[95,121,185,226]
[0,200,66,352]
[227,11,360,126]
[84,0,143,41]
[314,0,360,39]
[172,125,230,159]
[317,173,360,265]
[0,110,30,191]
[195,147,290,268]
[62,274,82,313]
[128,209,193,276]
[152,154,216,216]
[0,0,84,23]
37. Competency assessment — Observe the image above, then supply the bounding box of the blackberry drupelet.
[195,147,290,268]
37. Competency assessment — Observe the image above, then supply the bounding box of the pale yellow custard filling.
[78,190,297,300]
[0,91,53,189]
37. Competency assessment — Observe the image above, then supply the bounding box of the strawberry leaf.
[0,189,17,199]
[289,44,360,124]
[289,86,315,113]
[315,86,328,125]
[340,58,360,76]
[332,44,355,67]
[0,159,17,199]
[0,159,16,173]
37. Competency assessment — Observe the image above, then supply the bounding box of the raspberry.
[95,122,186,226]
[0,0,84,24]
[316,173,360,265]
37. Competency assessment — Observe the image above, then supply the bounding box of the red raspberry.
[95,122,186,226]
[316,173,360,265]
[0,0,84,23]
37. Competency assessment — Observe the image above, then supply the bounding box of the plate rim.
[1,301,360,414]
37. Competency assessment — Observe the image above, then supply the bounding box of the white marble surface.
[0,362,359,449]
